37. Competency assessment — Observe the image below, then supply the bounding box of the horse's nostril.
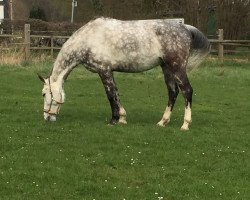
[44,115,50,121]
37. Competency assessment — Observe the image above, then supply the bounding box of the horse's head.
[38,74,65,122]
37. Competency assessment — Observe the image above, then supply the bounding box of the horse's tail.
[185,25,210,71]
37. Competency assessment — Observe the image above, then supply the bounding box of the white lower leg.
[181,103,192,131]
[157,106,172,127]
[118,107,127,124]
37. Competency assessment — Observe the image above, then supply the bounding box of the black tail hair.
[184,25,210,70]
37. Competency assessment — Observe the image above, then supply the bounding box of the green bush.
[29,6,47,21]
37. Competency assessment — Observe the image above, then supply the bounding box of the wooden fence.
[209,29,250,60]
[1,24,250,61]
[0,24,70,59]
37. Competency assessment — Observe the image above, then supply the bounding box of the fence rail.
[1,25,250,61]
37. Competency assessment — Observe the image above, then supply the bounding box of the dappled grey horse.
[38,17,210,131]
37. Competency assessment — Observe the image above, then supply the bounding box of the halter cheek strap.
[43,78,64,115]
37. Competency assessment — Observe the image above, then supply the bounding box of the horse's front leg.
[98,70,127,125]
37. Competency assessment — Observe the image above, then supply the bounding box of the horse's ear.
[37,74,45,83]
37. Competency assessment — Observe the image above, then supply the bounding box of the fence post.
[248,47,250,61]
[24,24,30,60]
[218,29,224,60]
[51,35,54,58]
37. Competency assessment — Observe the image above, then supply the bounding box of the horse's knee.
[185,86,193,103]
[180,84,193,104]
[187,86,193,95]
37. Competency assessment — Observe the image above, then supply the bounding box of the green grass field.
[0,60,249,200]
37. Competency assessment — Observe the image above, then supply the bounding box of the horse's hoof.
[181,121,190,131]
[157,119,170,127]
[157,122,165,127]
[118,118,127,124]
[180,126,189,131]
[109,118,119,125]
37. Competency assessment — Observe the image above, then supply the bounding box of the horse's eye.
[42,93,45,97]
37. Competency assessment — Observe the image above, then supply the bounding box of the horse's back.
[61,17,192,72]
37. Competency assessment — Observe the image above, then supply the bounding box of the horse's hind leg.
[98,70,127,125]
[174,72,193,131]
[157,66,179,127]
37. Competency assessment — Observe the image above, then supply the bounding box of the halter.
[43,77,64,115]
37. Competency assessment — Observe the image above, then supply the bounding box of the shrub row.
[1,19,83,35]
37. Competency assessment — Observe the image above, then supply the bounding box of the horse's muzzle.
[44,112,57,122]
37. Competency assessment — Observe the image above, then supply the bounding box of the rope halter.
[43,77,64,115]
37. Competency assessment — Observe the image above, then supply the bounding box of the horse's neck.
[50,63,66,83]
[50,53,77,83]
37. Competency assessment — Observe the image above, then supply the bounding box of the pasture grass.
[0,59,249,200]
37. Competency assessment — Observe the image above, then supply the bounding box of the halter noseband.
[43,77,64,115]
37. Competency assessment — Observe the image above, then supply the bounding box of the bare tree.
[11,0,250,39]
[216,0,250,39]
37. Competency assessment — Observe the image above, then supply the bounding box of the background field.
[0,59,249,200]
